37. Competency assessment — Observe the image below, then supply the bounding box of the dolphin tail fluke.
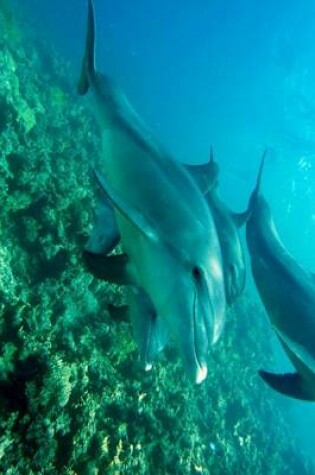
[259,369,315,401]
[78,0,96,95]
[83,251,134,285]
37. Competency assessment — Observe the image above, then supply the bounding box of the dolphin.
[187,149,252,305]
[78,0,226,383]
[246,155,315,400]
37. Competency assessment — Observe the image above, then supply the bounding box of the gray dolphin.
[187,149,251,305]
[246,155,315,400]
[78,0,226,383]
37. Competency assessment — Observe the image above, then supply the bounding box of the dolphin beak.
[190,268,225,383]
[175,290,209,384]
[195,364,208,384]
[192,288,209,384]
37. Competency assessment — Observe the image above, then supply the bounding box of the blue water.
[16,0,315,468]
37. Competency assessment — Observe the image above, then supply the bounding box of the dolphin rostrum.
[246,154,315,400]
[78,0,226,383]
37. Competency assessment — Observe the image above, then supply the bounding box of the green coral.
[16,99,36,133]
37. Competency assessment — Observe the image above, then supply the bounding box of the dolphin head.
[153,226,226,384]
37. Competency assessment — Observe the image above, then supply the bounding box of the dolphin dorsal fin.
[78,0,96,95]
[231,210,251,228]
[185,145,219,195]
[93,169,159,244]
[252,149,267,198]
[245,149,267,217]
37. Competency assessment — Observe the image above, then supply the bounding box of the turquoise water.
[1,0,315,473]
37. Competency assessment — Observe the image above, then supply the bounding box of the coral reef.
[0,3,313,474]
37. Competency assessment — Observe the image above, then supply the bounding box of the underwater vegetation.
[0,3,314,474]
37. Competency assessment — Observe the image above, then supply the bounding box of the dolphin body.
[186,150,250,306]
[79,0,226,383]
[246,157,315,400]
[86,148,256,316]
[206,183,248,306]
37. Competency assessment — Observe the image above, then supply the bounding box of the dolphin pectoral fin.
[147,313,170,363]
[83,251,134,285]
[129,287,169,369]
[85,195,120,254]
[93,169,158,243]
[259,370,315,401]
[78,0,95,95]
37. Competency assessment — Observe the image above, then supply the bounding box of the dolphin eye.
[192,266,202,280]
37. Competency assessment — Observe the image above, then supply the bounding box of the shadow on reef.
[0,354,47,415]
